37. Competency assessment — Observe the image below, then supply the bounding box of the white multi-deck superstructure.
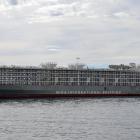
[0,63,140,98]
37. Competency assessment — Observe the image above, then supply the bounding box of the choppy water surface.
[0,98,140,140]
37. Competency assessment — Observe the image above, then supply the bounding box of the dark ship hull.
[0,85,140,99]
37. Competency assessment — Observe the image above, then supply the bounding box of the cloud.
[0,0,138,23]
[0,0,140,66]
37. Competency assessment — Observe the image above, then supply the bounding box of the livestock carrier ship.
[0,62,140,98]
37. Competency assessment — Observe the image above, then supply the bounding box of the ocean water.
[0,98,140,140]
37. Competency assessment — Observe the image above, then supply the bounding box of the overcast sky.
[0,0,140,67]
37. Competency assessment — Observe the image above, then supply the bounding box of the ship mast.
[76,57,80,86]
